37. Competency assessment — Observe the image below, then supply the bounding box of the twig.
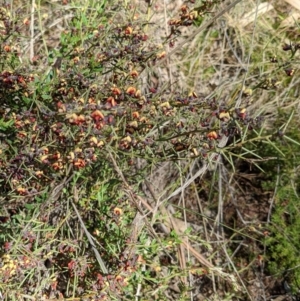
[30,0,35,60]
[267,164,280,223]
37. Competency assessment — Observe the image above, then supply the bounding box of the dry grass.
[134,0,300,300]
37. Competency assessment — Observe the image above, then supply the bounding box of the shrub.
[1,0,296,299]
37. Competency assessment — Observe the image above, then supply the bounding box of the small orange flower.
[111,87,121,95]
[14,120,23,128]
[139,116,148,123]
[120,136,132,149]
[41,147,49,154]
[17,187,27,195]
[3,45,11,52]
[57,101,66,112]
[218,111,230,121]
[23,18,30,25]
[17,131,27,138]
[156,51,166,59]
[113,207,123,215]
[73,158,86,168]
[73,47,84,55]
[76,114,85,124]
[126,86,136,95]
[124,26,133,35]
[122,136,132,143]
[130,70,139,78]
[32,123,38,132]
[115,275,123,281]
[159,102,171,109]
[52,162,63,170]
[189,11,198,20]
[68,151,75,161]
[67,113,79,124]
[238,108,247,120]
[188,91,198,98]
[35,170,44,178]
[135,90,141,98]
[90,136,98,146]
[128,121,138,128]
[94,121,105,130]
[17,76,26,85]
[88,97,96,104]
[257,255,264,265]
[91,110,104,121]
[207,131,218,140]
[73,56,80,64]
[153,265,162,272]
[180,4,188,13]
[51,279,58,291]
[202,143,209,149]
[191,148,198,156]
[52,151,61,160]
[96,53,107,63]
[132,111,139,119]
[137,255,146,265]
[106,96,117,107]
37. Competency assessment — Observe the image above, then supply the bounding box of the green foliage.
[265,184,300,292]
[251,110,300,292]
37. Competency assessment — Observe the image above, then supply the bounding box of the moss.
[265,184,300,292]
[252,111,300,292]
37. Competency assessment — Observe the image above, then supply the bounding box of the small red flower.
[68,260,76,271]
[3,241,12,251]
